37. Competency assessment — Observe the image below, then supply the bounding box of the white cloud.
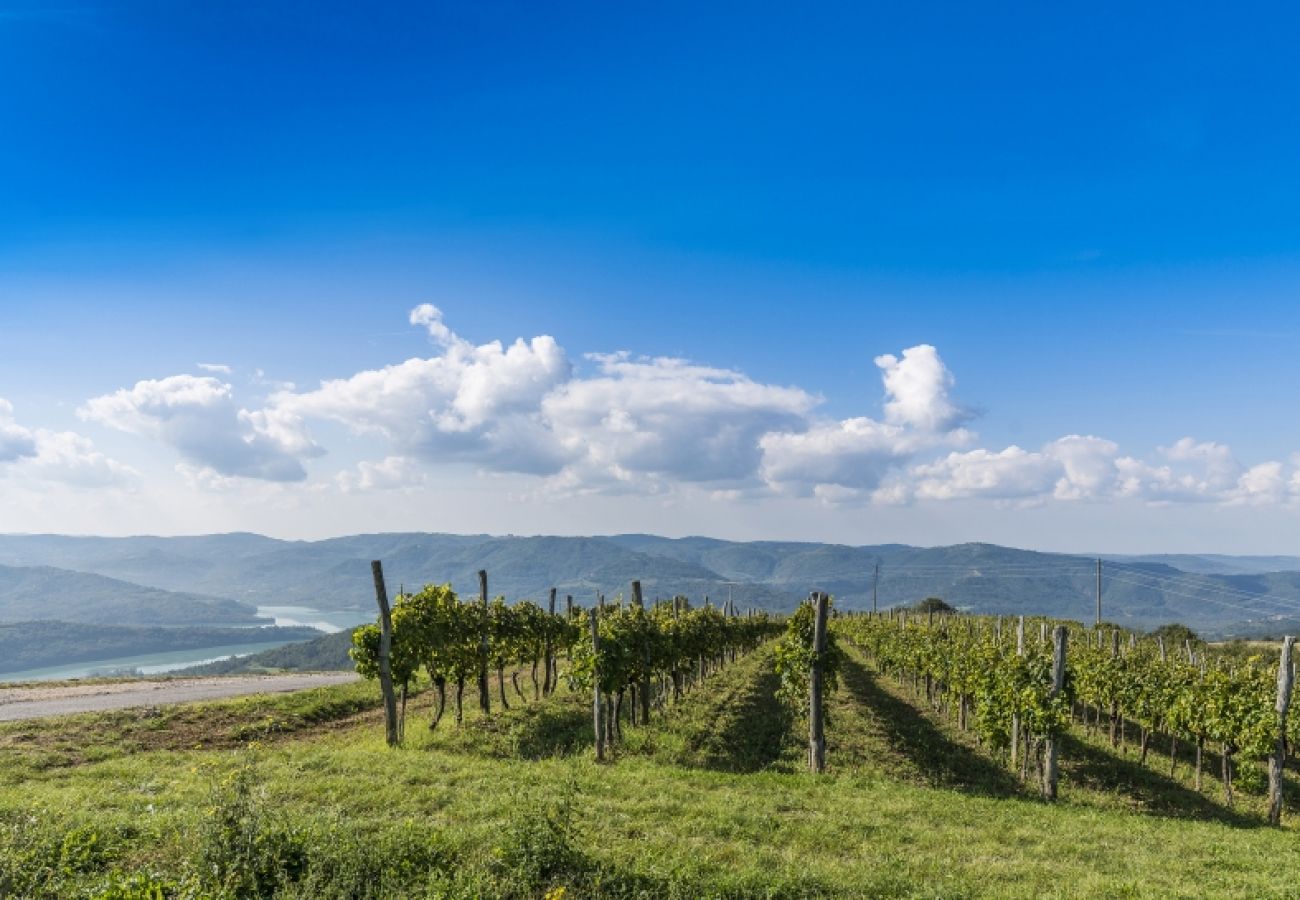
[274,304,573,477]
[542,353,815,488]
[759,417,914,494]
[880,435,1121,505]
[336,456,428,492]
[0,398,136,487]
[1114,438,1241,503]
[1229,461,1290,506]
[908,446,1060,502]
[0,399,38,462]
[1048,435,1121,500]
[79,375,316,482]
[874,344,971,432]
[22,429,138,487]
[754,344,974,499]
[64,310,1300,515]
[197,362,233,374]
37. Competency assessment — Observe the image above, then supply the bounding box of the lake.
[0,606,373,682]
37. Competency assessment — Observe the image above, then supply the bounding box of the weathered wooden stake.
[370,560,399,747]
[543,587,557,696]
[809,591,829,773]
[1043,625,1067,799]
[478,569,491,714]
[1011,615,1025,770]
[1268,635,1296,825]
[632,580,651,724]
[590,607,605,762]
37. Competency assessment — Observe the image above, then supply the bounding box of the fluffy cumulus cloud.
[757,344,973,498]
[875,344,972,432]
[0,399,38,462]
[270,305,573,477]
[884,436,1120,505]
[1115,438,1243,503]
[63,307,1300,509]
[336,456,428,493]
[543,354,815,488]
[0,399,135,487]
[760,418,916,496]
[79,375,316,482]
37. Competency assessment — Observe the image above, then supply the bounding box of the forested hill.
[0,563,266,626]
[2,533,1300,636]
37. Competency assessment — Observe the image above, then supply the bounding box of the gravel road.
[0,673,360,721]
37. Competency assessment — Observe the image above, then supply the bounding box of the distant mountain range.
[3,532,1300,637]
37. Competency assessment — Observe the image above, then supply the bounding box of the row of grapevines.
[833,614,1070,763]
[567,598,781,743]
[351,583,579,728]
[1069,631,1279,801]
[772,597,843,718]
[837,612,1292,805]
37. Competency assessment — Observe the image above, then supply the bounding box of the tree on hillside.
[914,597,955,614]
[1151,622,1201,646]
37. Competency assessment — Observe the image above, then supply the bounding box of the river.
[0,606,373,682]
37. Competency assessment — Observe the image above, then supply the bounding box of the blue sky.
[2,2,1300,551]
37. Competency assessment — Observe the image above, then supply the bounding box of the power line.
[1103,560,1300,606]
[1102,572,1300,619]
[1102,568,1300,617]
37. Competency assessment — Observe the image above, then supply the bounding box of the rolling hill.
[0,563,267,627]
[3,532,1300,636]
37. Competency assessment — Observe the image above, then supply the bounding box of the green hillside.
[176,628,357,675]
[5,532,1300,634]
[0,563,266,627]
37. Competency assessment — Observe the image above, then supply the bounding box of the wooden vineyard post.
[478,569,491,715]
[1043,625,1067,800]
[370,560,400,747]
[1268,636,1296,825]
[590,607,605,762]
[544,587,557,696]
[633,580,651,725]
[1011,615,1025,772]
[809,591,829,773]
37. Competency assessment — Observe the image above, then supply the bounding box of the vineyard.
[5,564,1300,897]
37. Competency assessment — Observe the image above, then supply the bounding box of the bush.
[196,750,307,898]
[489,781,585,895]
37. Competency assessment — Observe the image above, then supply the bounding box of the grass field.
[3,645,1299,898]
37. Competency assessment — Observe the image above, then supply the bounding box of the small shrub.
[196,750,307,897]
[1236,760,1267,795]
[490,780,585,894]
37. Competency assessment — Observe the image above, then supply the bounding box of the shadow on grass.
[684,667,796,773]
[839,655,1021,797]
[448,690,593,761]
[1057,732,1258,827]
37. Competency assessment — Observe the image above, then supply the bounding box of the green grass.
[4,649,1300,898]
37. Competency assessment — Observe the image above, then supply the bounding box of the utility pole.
[872,562,879,614]
[1096,558,1102,626]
